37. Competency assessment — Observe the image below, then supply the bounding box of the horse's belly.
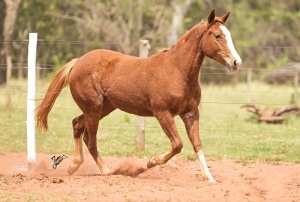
[105,90,153,116]
[111,99,153,116]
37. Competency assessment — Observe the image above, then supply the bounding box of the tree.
[0,0,21,85]
[50,0,173,55]
[5,0,300,83]
[167,0,194,47]
[14,0,83,76]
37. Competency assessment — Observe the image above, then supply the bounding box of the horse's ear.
[208,10,215,24]
[220,12,230,24]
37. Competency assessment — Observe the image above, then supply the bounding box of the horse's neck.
[169,23,206,82]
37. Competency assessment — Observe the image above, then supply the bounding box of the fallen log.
[241,104,300,123]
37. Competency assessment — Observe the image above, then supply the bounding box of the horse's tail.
[36,58,78,131]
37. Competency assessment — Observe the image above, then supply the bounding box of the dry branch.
[241,104,300,123]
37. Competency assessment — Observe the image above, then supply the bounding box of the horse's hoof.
[68,164,78,175]
[147,158,156,168]
[208,178,218,183]
[100,167,111,176]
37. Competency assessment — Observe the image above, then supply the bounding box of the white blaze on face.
[219,25,242,64]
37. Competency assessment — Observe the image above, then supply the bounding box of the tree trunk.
[0,0,21,86]
[167,0,194,47]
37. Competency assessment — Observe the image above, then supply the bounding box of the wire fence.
[0,90,294,138]
[1,67,298,107]
[1,63,299,104]
[1,40,300,138]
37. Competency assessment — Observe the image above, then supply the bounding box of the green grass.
[0,79,299,163]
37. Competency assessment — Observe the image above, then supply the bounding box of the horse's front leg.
[147,111,183,168]
[180,109,216,182]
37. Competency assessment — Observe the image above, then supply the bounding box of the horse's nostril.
[234,60,237,66]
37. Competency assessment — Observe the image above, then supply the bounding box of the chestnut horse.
[36,10,242,182]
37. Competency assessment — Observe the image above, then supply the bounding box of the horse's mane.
[154,20,207,55]
[169,20,207,51]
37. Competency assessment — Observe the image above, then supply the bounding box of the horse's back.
[68,49,155,115]
[69,49,140,82]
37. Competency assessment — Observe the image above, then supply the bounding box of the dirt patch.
[109,158,148,177]
[0,152,299,201]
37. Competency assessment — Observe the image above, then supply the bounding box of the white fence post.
[136,39,151,151]
[27,33,38,170]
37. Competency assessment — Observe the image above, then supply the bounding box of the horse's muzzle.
[234,60,242,70]
[227,60,242,72]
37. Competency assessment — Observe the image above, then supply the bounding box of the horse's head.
[201,10,242,72]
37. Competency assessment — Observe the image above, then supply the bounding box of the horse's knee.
[173,141,183,154]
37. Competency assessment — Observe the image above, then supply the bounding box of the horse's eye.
[214,34,221,39]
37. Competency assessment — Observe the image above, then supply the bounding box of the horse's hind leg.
[69,114,110,175]
[84,110,110,175]
[68,114,110,175]
[83,98,116,175]
[68,114,85,175]
[69,100,116,175]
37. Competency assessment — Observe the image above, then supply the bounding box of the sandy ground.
[0,152,299,202]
